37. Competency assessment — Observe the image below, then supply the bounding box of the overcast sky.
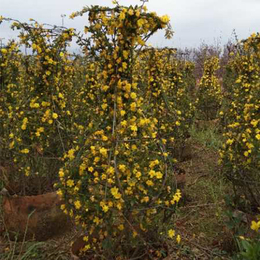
[1,0,259,50]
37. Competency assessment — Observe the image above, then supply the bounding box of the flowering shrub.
[56,3,181,258]
[179,59,196,98]
[219,33,260,212]
[0,18,76,194]
[196,56,222,120]
[137,47,195,160]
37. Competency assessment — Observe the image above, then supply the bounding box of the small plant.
[234,219,260,260]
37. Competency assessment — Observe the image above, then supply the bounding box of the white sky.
[0,0,259,49]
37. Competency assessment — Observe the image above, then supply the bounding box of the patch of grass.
[189,123,223,150]
[0,238,72,260]
[1,241,45,260]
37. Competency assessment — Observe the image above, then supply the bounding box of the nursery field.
[0,1,259,260]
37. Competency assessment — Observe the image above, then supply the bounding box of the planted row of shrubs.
[0,2,259,259]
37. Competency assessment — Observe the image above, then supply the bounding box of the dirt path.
[168,140,232,260]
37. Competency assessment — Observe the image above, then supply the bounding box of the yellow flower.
[122,62,127,70]
[88,166,94,172]
[130,125,138,132]
[130,92,137,99]
[250,119,258,127]
[59,169,65,178]
[251,220,260,231]
[74,200,81,209]
[37,127,44,132]
[128,9,134,16]
[67,179,74,187]
[67,149,75,160]
[146,180,154,186]
[137,19,144,27]
[176,234,181,244]
[102,204,109,213]
[100,147,108,157]
[1,48,7,54]
[121,120,127,127]
[149,170,155,178]
[102,85,109,92]
[21,148,29,154]
[93,216,100,225]
[119,11,125,20]
[118,224,124,230]
[133,231,138,238]
[102,135,108,141]
[57,189,63,197]
[171,189,181,204]
[168,229,175,239]
[141,196,149,203]
[155,171,163,179]
[111,187,121,199]
[21,117,28,130]
[106,166,115,175]
[160,15,170,23]
[226,139,234,145]
[244,151,249,157]
[119,164,126,172]
[116,202,122,210]
[135,171,141,179]
[101,103,107,110]
[83,236,89,242]
[94,157,100,163]
[52,113,58,119]
[9,141,14,149]
[130,102,136,111]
